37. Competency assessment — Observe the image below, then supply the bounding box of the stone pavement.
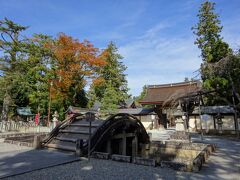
[177,135,240,180]
[0,141,80,179]
[146,131,240,179]
[0,135,239,180]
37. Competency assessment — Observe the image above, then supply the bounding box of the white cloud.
[222,19,240,51]
[119,23,201,96]
[139,22,171,39]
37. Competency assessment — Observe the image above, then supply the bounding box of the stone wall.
[189,115,235,131]
[141,141,215,172]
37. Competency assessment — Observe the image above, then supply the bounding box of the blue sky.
[1,0,240,96]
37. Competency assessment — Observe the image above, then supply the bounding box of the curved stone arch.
[43,113,149,157]
[86,113,150,155]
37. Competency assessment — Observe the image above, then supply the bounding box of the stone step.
[46,143,76,152]
[133,157,156,166]
[111,154,131,163]
[44,119,103,152]
[57,133,89,140]
[59,129,90,134]
[54,137,77,142]
[70,124,99,127]
[64,126,97,132]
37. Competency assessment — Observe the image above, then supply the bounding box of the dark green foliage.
[192,1,235,106]
[0,18,29,118]
[204,52,240,107]
[0,18,130,120]
[0,19,55,118]
[192,1,231,63]
[100,84,119,114]
[89,42,129,112]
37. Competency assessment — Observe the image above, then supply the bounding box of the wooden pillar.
[122,131,126,155]
[132,135,138,157]
[76,139,83,156]
[107,140,111,154]
[213,116,216,130]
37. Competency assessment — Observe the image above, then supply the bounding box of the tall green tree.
[88,42,129,112]
[0,18,28,94]
[192,1,232,105]
[192,1,231,63]
[0,18,28,120]
[100,83,120,114]
[207,52,240,108]
[0,18,54,119]
[25,34,54,115]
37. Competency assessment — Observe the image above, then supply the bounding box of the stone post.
[52,111,59,128]
[33,135,42,149]
[76,139,84,156]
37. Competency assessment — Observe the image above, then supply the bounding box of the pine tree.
[25,34,54,115]
[100,83,120,114]
[89,42,129,112]
[192,1,232,105]
[192,1,231,63]
[0,19,54,117]
[0,18,28,120]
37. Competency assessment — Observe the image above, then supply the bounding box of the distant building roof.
[117,108,155,115]
[17,107,34,116]
[66,106,153,116]
[119,99,136,109]
[139,80,201,106]
[67,106,98,114]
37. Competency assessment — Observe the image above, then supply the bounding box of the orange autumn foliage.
[92,77,105,86]
[47,33,106,100]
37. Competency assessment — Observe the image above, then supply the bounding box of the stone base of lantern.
[175,118,186,132]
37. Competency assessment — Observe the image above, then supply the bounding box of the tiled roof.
[67,106,98,114]
[139,81,201,105]
[17,107,34,116]
[117,108,155,115]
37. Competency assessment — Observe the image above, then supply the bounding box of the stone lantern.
[52,111,59,128]
[173,103,186,132]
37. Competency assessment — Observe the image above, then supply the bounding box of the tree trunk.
[1,92,11,121]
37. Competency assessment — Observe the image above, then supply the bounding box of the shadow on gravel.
[0,148,80,179]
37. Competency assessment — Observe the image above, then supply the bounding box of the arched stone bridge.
[42,113,150,157]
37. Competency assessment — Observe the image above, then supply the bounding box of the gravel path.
[3,158,182,180]
[1,136,239,180]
